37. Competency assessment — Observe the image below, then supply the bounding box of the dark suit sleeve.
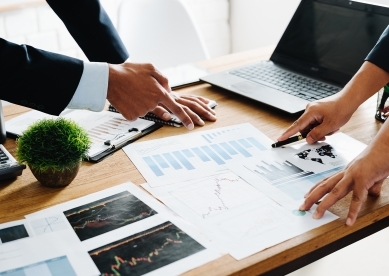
[47,0,129,64]
[0,38,83,115]
[365,26,389,73]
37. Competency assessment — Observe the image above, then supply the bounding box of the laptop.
[201,0,389,114]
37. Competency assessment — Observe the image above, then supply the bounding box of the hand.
[299,139,388,226]
[107,62,194,130]
[151,93,217,126]
[277,94,356,144]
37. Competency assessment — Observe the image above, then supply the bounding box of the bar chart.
[124,123,273,186]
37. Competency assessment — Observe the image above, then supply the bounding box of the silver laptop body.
[201,0,389,114]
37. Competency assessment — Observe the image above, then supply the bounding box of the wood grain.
[0,47,386,275]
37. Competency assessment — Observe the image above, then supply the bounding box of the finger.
[278,114,318,141]
[300,172,344,210]
[178,95,217,115]
[346,187,368,226]
[312,178,352,220]
[181,105,205,126]
[150,106,172,121]
[368,180,384,197]
[161,94,194,130]
[175,97,217,121]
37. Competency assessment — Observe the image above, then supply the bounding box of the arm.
[0,38,83,115]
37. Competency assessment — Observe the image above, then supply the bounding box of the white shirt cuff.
[67,62,108,112]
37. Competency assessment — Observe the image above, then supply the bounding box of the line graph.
[30,216,67,235]
[89,221,204,276]
[64,191,157,241]
[170,172,265,219]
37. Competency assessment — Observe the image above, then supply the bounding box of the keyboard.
[0,144,26,181]
[230,62,341,101]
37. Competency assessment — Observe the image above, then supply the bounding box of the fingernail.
[208,112,217,119]
[312,210,320,219]
[186,123,194,130]
[304,193,309,198]
[346,217,352,226]
[198,119,205,126]
[162,112,171,120]
[299,203,305,210]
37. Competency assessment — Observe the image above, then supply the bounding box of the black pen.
[271,133,307,148]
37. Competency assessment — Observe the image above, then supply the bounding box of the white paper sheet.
[123,123,274,187]
[141,132,367,260]
[25,182,222,276]
[0,230,99,276]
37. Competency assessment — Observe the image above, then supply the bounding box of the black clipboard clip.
[104,128,142,149]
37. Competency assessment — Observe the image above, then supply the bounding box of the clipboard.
[5,109,163,163]
[88,123,162,162]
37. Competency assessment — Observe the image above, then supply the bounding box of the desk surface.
[1,46,388,275]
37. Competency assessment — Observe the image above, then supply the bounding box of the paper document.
[25,182,222,276]
[141,131,367,259]
[123,123,274,187]
[5,109,155,158]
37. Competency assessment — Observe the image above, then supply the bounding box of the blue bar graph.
[201,146,225,165]
[173,151,195,170]
[247,137,267,151]
[238,139,253,148]
[182,149,194,158]
[229,141,252,157]
[162,153,182,170]
[192,147,211,162]
[211,144,232,160]
[202,135,212,143]
[220,142,238,155]
[152,154,169,168]
[143,157,164,176]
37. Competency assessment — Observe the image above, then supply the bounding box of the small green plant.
[16,118,91,173]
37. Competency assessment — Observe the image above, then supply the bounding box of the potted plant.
[15,118,91,188]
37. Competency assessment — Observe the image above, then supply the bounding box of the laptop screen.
[271,0,389,86]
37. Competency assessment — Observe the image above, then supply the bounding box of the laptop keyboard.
[230,62,341,101]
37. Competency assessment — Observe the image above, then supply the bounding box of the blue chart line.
[238,139,253,148]
[153,155,169,169]
[211,144,232,160]
[163,153,182,170]
[173,151,195,170]
[247,137,267,151]
[201,146,225,165]
[192,147,211,162]
[229,141,252,157]
[220,142,238,155]
[182,149,194,158]
[143,157,164,176]
[142,136,268,177]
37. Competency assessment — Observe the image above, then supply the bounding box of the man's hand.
[107,62,194,130]
[151,93,217,126]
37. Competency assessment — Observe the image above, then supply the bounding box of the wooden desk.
[1,47,388,275]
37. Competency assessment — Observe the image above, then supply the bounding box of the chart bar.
[152,155,169,169]
[173,151,195,170]
[182,149,194,158]
[143,157,164,176]
[229,141,252,157]
[238,139,253,148]
[201,146,225,165]
[162,153,182,170]
[211,144,232,160]
[220,142,238,155]
[191,147,211,162]
[202,135,212,143]
[247,137,267,151]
